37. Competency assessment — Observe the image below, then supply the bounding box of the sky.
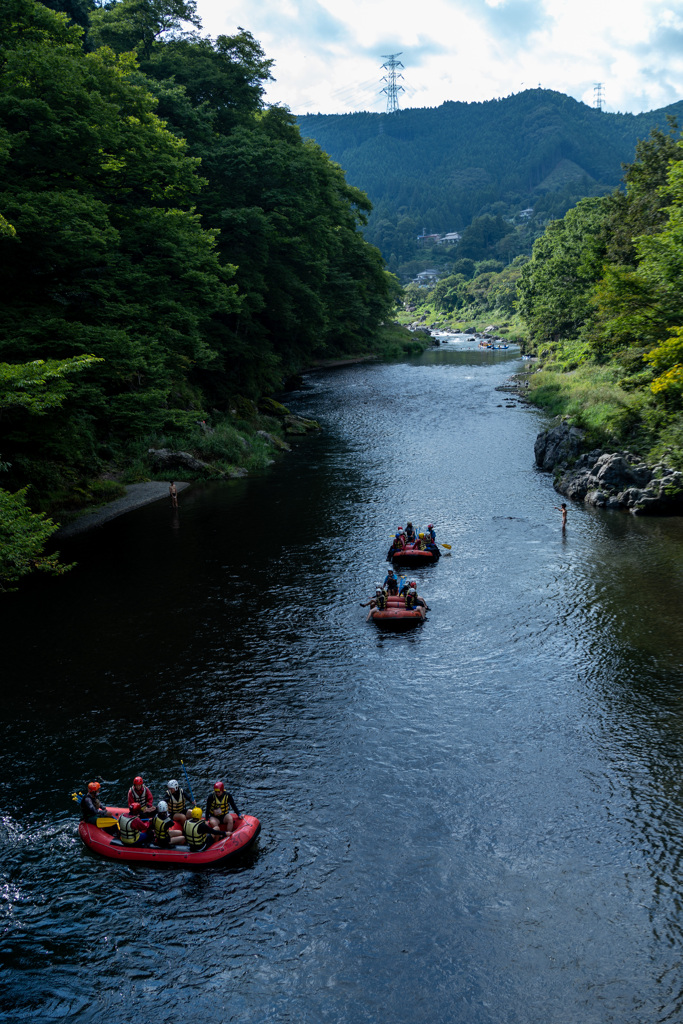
[194,0,683,116]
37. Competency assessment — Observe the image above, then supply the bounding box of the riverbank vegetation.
[517,119,683,469]
[0,0,419,585]
[395,257,529,342]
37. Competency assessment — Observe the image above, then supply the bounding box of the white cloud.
[196,0,683,114]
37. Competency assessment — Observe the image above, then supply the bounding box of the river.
[2,341,683,1023]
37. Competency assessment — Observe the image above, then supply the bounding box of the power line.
[380,53,405,114]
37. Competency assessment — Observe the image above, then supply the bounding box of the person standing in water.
[169,481,178,508]
[555,503,567,530]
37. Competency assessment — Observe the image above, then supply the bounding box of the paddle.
[96,817,119,829]
[180,759,202,814]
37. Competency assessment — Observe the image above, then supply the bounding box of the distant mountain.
[297,89,683,275]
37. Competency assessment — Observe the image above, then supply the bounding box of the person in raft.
[206,781,239,834]
[165,779,190,826]
[387,534,404,560]
[416,532,428,550]
[405,521,416,543]
[81,781,106,824]
[426,524,437,545]
[361,587,387,611]
[182,806,224,851]
[118,803,153,846]
[383,569,399,595]
[409,581,430,610]
[127,775,155,816]
[152,801,185,848]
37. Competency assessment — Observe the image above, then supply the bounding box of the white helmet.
[167,779,179,790]
[158,800,168,813]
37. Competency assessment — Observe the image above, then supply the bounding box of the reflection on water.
[2,349,683,1022]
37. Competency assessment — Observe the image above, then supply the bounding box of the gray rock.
[593,453,652,490]
[534,423,585,472]
[256,430,292,452]
[585,489,607,507]
[148,448,211,473]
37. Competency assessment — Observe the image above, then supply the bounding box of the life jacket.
[208,792,230,816]
[166,788,186,815]
[405,592,417,609]
[128,785,152,808]
[376,592,387,610]
[119,815,143,846]
[417,538,426,550]
[183,818,208,851]
[405,527,415,542]
[153,814,173,846]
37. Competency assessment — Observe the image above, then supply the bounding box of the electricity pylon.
[381,53,405,114]
[593,82,604,110]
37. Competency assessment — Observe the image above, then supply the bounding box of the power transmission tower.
[593,82,604,111]
[381,53,405,114]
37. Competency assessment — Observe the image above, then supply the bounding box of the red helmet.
[428,524,433,529]
[133,776,143,788]
[130,802,141,813]
[410,580,416,588]
[88,781,100,793]
[213,781,225,792]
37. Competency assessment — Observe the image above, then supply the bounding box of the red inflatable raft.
[369,595,426,628]
[390,543,440,566]
[79,807,261,867]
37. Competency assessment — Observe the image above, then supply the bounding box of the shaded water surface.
[2,345,683,1023]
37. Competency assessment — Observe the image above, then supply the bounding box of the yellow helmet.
[191,806,202,819]
[419,532,425,538]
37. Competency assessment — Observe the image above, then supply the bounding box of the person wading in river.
[555,503,567,530]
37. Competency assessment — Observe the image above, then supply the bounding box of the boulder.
[148,448,211,473]
[593,454,652,490]
[256,430,291,452]
[534,423,585,472]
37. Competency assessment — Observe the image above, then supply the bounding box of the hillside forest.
[0,0,414,587]
[298,94,683,280]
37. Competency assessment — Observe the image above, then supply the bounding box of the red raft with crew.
[77,776,260,868]
[388,521,440,565]
[362,572,429,629]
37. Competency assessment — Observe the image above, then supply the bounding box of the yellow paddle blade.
[96,817,119,829]
[441,542,452,549]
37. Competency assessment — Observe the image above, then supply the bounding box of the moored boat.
[79,807,261,867]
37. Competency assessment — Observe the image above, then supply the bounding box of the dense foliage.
[517,119,683,465]
[298,94,683,278]
[0,0,396,500]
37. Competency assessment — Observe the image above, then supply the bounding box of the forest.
[298,93,683,277]
[0,0,409,587]
[516,119,683,470]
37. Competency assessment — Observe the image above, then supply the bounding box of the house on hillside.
[437,232,461,245]
[411,269,440,286]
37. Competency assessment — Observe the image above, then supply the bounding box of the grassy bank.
[527,345,683,470]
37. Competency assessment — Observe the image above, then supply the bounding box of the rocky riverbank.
[534,423,683,515]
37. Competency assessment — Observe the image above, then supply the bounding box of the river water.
[2,342,683,1023]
